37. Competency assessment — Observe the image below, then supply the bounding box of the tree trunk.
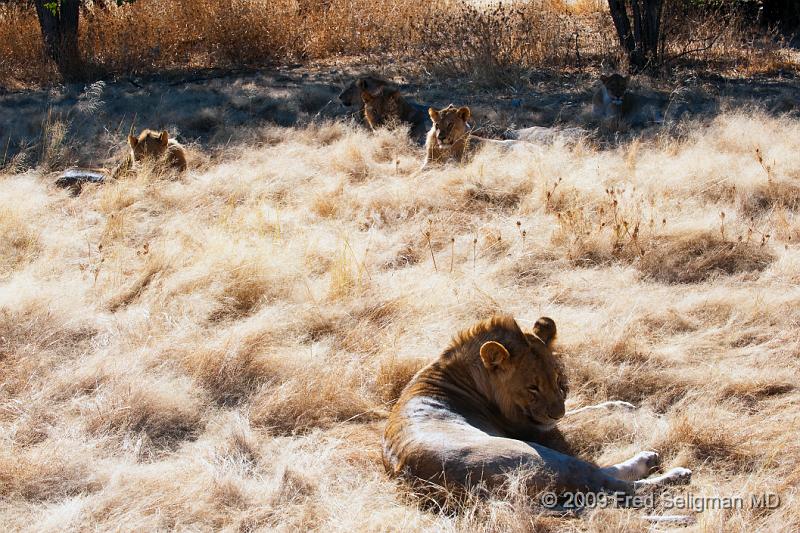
[34,0,81,79]
[606,0,663,73]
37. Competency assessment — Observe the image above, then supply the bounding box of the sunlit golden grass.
[1,112,800,531]
[0,0,790,87]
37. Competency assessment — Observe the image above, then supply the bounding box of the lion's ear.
[532,317,557,346]
[160,131,169,146]
[457,106,471,121]
[128,134,138,148]
[480,341,510,371]
[428,108,440,121]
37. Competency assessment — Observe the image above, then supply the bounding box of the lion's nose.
[550,403,566,420]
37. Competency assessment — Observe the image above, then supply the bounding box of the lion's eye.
[528,385,540,395]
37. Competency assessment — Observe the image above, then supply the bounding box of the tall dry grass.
[0,0,791,88]
[1,108,800,531]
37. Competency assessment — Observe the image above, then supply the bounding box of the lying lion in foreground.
[383,315,691,500]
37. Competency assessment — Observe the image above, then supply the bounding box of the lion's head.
[468,317,567,430]
[128,129,170,163]
[361,87,405,128]
[339,76,390,107]
[600,74,629,106]
[428,105,471,148]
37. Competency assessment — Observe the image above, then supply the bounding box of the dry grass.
[2,107,800,531]
[0,0,791,88]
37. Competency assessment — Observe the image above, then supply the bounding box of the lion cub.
[592,73,633,121]
[592,74,665,130]
[338,76,393,124]
[361,86,430,143]
[339,76,390,108]
[421,105,522,169]
[126,129,187,173]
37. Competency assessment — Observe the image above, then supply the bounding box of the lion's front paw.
[661,466,692,486]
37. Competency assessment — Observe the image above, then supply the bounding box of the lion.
[592,74,664,130]
[360,87,431,144]
[508,125,587,144]
[383,315,691,499]
[338,76,393,118]
[118,129,187,175]
[421,105,525,170]
[592,73,633,121]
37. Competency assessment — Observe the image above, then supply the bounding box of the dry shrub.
[312,193,340,219]
[106,254,168,311]
[209,261,290,321]
[38,109,70,169]
[0,207,40,276]
[166,248,298,323]
[495,252,556,287]
[639,232,774,283]
[331,142,373,182]
[567,353,694,413]
[299,298,407,356]
[662,3,795,77]
[0,443,101,502]
[249,363,376,435]
[739,180,800,217]
[550,196,654,266]
[659,414,754,471]
[81,0,295,74]
[213,416,262,469]
[414,1,603,84]
[85,374,205,447]
[0,304,94,357]
[374,355,426,405]
[464,181,523,210]
[438,474,566,532]
[0,0,431,85]
[178,334,287,405]
[0,4,54,87]
[717,379,794,407]
[0,0,789,87]
[0,304,96,399]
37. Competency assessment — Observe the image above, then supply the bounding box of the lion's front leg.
[600,450,691,487]
[600,451,659,481]
[420,131,439,171]
[505,439,636,495]
[634,467,692,489]
[517,441,691,495]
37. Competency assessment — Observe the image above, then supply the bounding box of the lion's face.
[479,317,567,431]
[339,76,388,107]
[600,74,629,105]
[128,129,169,162]
[428,105,471,147]
[361,87,402,127]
